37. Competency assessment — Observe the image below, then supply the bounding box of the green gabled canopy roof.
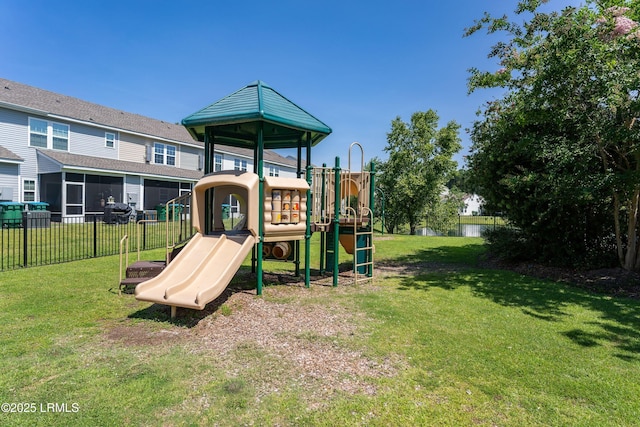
[181,81,332,149]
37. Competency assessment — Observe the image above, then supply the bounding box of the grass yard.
[457,215,507,226]
[1,235,639,426]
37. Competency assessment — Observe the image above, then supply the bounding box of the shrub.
[482,227,534,263]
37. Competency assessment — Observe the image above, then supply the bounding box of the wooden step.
[125,260,166,279]
[119,261,166,295]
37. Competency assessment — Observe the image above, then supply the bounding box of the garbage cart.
[0,202,24,228]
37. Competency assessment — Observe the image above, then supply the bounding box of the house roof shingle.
[0,78,196,145]
[37,149,204,181]
[0,145,23,162]
[0,78,299,169]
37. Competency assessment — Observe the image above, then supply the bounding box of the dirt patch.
[106,323,192,347]
[105,274,401,405]
[480,255,640,299]
[375,260,466,276]
[188,288,399,402]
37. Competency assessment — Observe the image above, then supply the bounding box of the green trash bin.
[0,202,24,228]
[169,203,184,221]
[26,202,49,211]
[155,204,167,221]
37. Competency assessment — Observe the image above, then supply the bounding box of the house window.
[180,182,192,198]
[29,118,48,147]
[269,166,279,177]
[154,143,176,166]
[52,123,68,150]
[29,118,69,150]
[214,153,223,171]
[23,179,36,202]
[234,159,247,171]
[105,132,116,148]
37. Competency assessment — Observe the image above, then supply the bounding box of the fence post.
[22,211,28,267]
[93,215,98,258]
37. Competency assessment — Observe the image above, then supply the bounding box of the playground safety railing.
[163,192,196,264]
[119,234,129,295]
[310,166,335,227]
[346,142,371,218]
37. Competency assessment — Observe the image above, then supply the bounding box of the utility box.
[0,187,14,201]
[25,202,51,228]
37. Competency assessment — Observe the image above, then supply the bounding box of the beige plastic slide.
[135,232,255,310]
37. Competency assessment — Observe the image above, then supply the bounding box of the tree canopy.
[376,110,461,235]
[466,0,640,269]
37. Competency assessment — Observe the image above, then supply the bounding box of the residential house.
[460,193,484,216]
[0,78,298,219]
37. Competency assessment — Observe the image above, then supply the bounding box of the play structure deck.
[124,81,375,317]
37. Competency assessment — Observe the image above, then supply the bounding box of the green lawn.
[457,215,507,225]
[1,235,639,426]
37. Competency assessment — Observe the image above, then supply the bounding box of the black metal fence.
[0,209,194,272]
[419,215,510,237]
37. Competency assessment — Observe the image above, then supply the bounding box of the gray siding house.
[0,78,298,218]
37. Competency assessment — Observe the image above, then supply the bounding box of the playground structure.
[129,81,375,317]
[310,142,375,285]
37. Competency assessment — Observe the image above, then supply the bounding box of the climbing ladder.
[351,207,374,284]
[346,143,374,284]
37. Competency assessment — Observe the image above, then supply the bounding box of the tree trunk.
[614,193,624,267]
[623,189,640,271]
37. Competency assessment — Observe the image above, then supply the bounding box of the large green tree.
[467,0,640,269]
[377,110,461,235]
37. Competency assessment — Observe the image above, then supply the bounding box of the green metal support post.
[304,132,312,288]
[380,192,385,236]
[305,166,312,288]
[256,124,264,296]
[251,143,259,274]
[333,156,341,287]
[319,163,327,274]
[204,127,215,233]
[368,161,376,277]
[295,137,303,278]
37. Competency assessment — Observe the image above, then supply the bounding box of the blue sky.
[1,0,582,169]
